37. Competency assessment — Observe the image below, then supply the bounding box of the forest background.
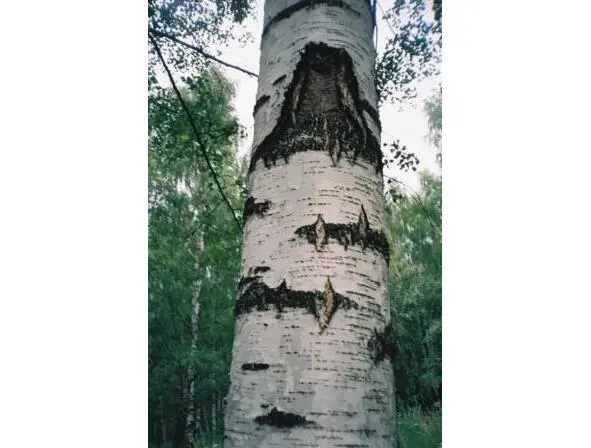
[2,2,590,448]
[148,1,441,446]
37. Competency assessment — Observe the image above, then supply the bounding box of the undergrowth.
[397,407,442,448]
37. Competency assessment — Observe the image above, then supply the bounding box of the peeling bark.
[361,99,381,132]
[249,42,382,174]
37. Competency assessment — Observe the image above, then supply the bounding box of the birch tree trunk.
[224,1,396,446]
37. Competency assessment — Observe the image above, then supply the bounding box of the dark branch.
[149,28,258,78]
[149,33,243,233]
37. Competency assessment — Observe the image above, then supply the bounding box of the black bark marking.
[235,277,358,331]
[314,214,327,251]
[241,363,270,371]
[275,279,288,313]
[249,43,382,173]
[254,407,315,428]
[294,206,390,263]
[237,275,259,292]
[253,94,270,115]
[242,196,272,223]
[253,266,271,275]
[262,0,363,38]
[361,99,381,132]
[367,321,396,364]
[317,277,335,333]
[358,205,369,250]
[272,74,287,85]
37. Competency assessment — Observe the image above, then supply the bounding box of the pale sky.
[215,0,441,192]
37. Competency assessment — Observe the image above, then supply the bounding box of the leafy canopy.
[376,0,442,104]
[148,68,246,445]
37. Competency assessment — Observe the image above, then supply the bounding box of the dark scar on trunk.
[272,74,287,85]
[262,0,366,38]
[241,363,270,371]
[235,277,358,331]
[361,99,381,132]
[253,266,271,275]
[253,95,270,116]
[242,196,272,223]
[254,407,315,428]
[367,321,396,364]
[294,206,390,263]
[248,42,383,174]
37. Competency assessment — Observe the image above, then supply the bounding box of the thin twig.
[149,33,243,233]
[377,0,397,37]
[384,174,441,237]
[149,28,258,78]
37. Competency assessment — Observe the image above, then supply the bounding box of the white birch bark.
[224,1,395,446]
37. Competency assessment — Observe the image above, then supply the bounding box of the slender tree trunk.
[212,392,217,438]
[161,400,167,444]
[202,406,209,438]
[186,286,201,444]
[172,372,192,448]
[218,393,224,436]
[186,231,204,446]
[224,1,395,446]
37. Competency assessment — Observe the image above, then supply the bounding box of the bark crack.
[317,277,335,333]
[235,276,359,332]
[361,99,381,132]
[294,205,390,263]
[253,95,270,116]
[249,43,382,173]
[272,74,287,85]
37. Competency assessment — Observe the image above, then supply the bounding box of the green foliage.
[149,0,252,36]
[386,173,442,409]
[147,4,252,447]
[376,0,442,104]
[147,3,443,447]
[147,72,444,448]
[149,0,254,80]
[148,69,246,447]
[424,88,442,165]
[424,90,442,145]
[397,407,442,448]
[383,140,420,173]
